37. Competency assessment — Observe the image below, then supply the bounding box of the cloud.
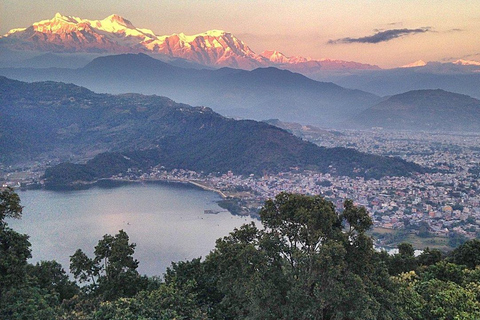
[387,22,403,27]
[328,27,431,44]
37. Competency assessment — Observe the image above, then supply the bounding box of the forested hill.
[0,53,380,126]
[0,76,424,185]
[350,89,480,132]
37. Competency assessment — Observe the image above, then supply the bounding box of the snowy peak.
[198,29,228,37]
[400,60,427,68]
[261,50,290,64]
[144,29,267,69]
[32,13,85,33]
[2,13,381,71]
[452,59,480,66]
[93,14,151,37]
[104,14,133,27]
[6,12,154,39]
[261,50,313,64]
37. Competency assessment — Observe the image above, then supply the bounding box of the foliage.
[70,230,147,300]
[94,283,207,320]
[4,189,480,319]
[0,187,57,319]
[0,187,23,223]
[0,187,30,292]
[451,239,480,269]
[0,286,58,320]
[202,193,401,319]
[27,260,79,302]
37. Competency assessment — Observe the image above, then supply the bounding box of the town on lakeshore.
[2,129,480,249]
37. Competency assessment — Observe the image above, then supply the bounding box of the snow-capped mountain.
[1,13,155,53]
[142,30,269,69]
[400,60,427,68]
[453,59,480,66]
[260,50,380,75]
[1,13,378,71]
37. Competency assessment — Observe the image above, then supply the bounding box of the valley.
[3,127,479,250]
[3,5,480,318]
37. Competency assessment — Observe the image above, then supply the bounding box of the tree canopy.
[2,189,480,319]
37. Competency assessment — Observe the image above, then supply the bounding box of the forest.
[2,187,480,319]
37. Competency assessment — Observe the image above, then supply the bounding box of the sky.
[1,0,479,68]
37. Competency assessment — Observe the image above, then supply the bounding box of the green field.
[371,227,452,251]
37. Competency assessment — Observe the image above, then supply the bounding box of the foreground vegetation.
[3,188,480,319]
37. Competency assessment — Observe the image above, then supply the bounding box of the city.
[2,128,479,249]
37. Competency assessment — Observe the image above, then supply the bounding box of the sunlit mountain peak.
[400,60,427,68]
[453,59,480,66]
[1,13,380,72]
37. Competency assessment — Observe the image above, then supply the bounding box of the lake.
[7,182,257,277]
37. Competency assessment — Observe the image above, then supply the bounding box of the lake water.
[7,182,257,277]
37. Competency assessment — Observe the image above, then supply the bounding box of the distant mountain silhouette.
[335,64,480,100]
[0,52,94,68]
[350,89,480,132]
[0,53,380,127]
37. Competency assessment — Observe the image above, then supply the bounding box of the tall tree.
[70,230,146,300]
[0,187,31,292]
[202,193,402,319]
[0,188,58,319]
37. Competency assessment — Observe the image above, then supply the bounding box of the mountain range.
[0,13,379,74]
[335,62,480,100]
[2,53,480,132]
[0,76,424,184]
[2,13,480,133]
[3,13,480,100]
[0,53,380,127]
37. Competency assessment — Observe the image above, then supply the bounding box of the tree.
[70,248,100,288]
[0,286,58,320]
[451,239,480,269]
[417,247,442,267]
[415,279,480,319]
[94,282,207,320]
[198,193,402,319]
[0,188,58,318]
[399,243,415,257]
[0,187,22,225]
[259,192,342,271]
[27,260,79,302]
[388,243,418,275]
[0,187,31,292]
[70,230,146,300]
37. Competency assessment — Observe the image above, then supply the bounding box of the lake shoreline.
[9,183,256,277]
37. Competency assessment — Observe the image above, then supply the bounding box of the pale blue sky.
[1,0,479,67]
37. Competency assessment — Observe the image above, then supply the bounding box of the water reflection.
[7,183,257,276]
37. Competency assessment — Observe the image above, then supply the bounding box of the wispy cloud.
[328,27,431,44]
[442,52,480,62]
[387,22,403,27]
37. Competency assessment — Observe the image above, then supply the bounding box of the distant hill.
[350,89,480,132]
[0,53,380,127]
[0,76,424,185]
[334,64,480,100]
[0,52,95,69]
